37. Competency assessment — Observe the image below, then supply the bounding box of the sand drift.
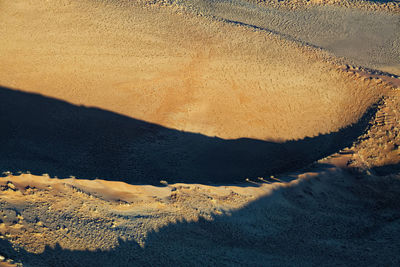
[0,0,393,183]
[0,0,400,266]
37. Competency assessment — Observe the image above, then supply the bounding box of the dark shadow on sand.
[1,86,399,266]
[372,163,400,176]
[1,163,400,266]
[0,85,376,184]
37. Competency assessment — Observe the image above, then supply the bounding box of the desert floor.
[0,0,400,266]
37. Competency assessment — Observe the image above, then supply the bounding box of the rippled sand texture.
[0,0,391,141]
[183,0,400,75]
[0,0,400,266]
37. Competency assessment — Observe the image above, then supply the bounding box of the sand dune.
[0,0,388,141]
[1,159,400,266]
[1,0,400,266]
[164,0,400,74]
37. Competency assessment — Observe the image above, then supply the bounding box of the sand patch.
[0,0,387,141]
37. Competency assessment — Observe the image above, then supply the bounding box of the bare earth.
[0,0,399,266]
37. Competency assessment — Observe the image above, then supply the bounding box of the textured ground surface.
[180,0,400,75]
[0,0,400,266]
[0,0,391,141]
[1,165,400,266]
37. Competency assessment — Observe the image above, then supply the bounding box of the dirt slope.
[178,0,400,75]
[1,162,400,266]
[0,0,387,142]
[0,0,400,266]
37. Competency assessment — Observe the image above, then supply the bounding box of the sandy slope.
[0,0,400,266]
[0,0,388,141]
[0,78,398,266]
[179,0,400,75]
[1,159,400,266]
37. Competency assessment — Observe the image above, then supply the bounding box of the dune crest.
[1,0,400,266]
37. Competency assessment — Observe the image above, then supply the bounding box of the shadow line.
[1,164,399,266]
[0,86,376,184]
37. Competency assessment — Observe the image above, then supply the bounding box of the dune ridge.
[1,0,400,265]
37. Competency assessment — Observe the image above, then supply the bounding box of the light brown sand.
[0,0,400,266]
[0,0,389,141]
[179,0,400,75]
